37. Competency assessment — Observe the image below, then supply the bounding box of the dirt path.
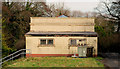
[99,53,120,69]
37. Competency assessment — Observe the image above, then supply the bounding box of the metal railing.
[0,49,31,66]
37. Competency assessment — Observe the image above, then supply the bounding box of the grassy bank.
[4,57,104,67]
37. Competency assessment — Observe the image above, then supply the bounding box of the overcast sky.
[46,0,100,12]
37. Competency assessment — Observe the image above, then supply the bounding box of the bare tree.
[47,2,70,17]
[96,0,120,32]
[71,11,98,18]
[71,11,83,17]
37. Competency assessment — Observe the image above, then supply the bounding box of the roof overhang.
[25,32,98,37]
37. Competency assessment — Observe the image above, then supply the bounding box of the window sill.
[69,45,78,47]
[69,45,88,47]
[37,44,55,47]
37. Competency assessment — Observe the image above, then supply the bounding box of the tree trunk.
[117,22,120,32]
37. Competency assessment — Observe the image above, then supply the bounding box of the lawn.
[4,57,104,67]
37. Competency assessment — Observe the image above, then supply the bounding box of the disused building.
[25,15,98,57]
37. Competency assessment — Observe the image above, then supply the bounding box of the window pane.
[40,39,46,44]
[48,39,53,45]
[71,39,76,45]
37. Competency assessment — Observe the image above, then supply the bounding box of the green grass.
[4,57,104,67]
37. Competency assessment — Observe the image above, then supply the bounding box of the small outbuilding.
[25,15,98,57]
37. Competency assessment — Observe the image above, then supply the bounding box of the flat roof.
[31,17,94,19]
[30,17,94,24]
[26,32,98,37]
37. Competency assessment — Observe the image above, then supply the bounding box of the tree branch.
[96,7,118,22]
[103,2,120,19]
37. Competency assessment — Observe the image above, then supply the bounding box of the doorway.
[87,47,93,57]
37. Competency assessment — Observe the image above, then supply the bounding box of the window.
[70,39,77,45]
[40,39,46,45]
[79,40,82,41]
[40,39,53,45]
[69,38,87,46]
[48,39,53,45]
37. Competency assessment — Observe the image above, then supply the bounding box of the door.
[78,47,87,57]
[86,47,93,57]
[78,47,83,57]
[82,47,87,57]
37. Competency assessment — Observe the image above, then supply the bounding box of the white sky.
[46,0,99,2]
[46,0,100,12]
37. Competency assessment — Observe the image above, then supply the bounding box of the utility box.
[78,46,87,57]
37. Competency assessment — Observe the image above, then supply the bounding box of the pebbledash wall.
[25,17,98,57]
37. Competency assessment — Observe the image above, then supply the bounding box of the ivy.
[95,25,106,37]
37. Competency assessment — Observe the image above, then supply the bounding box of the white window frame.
[69,38,87,46]
[39,39,54,45]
